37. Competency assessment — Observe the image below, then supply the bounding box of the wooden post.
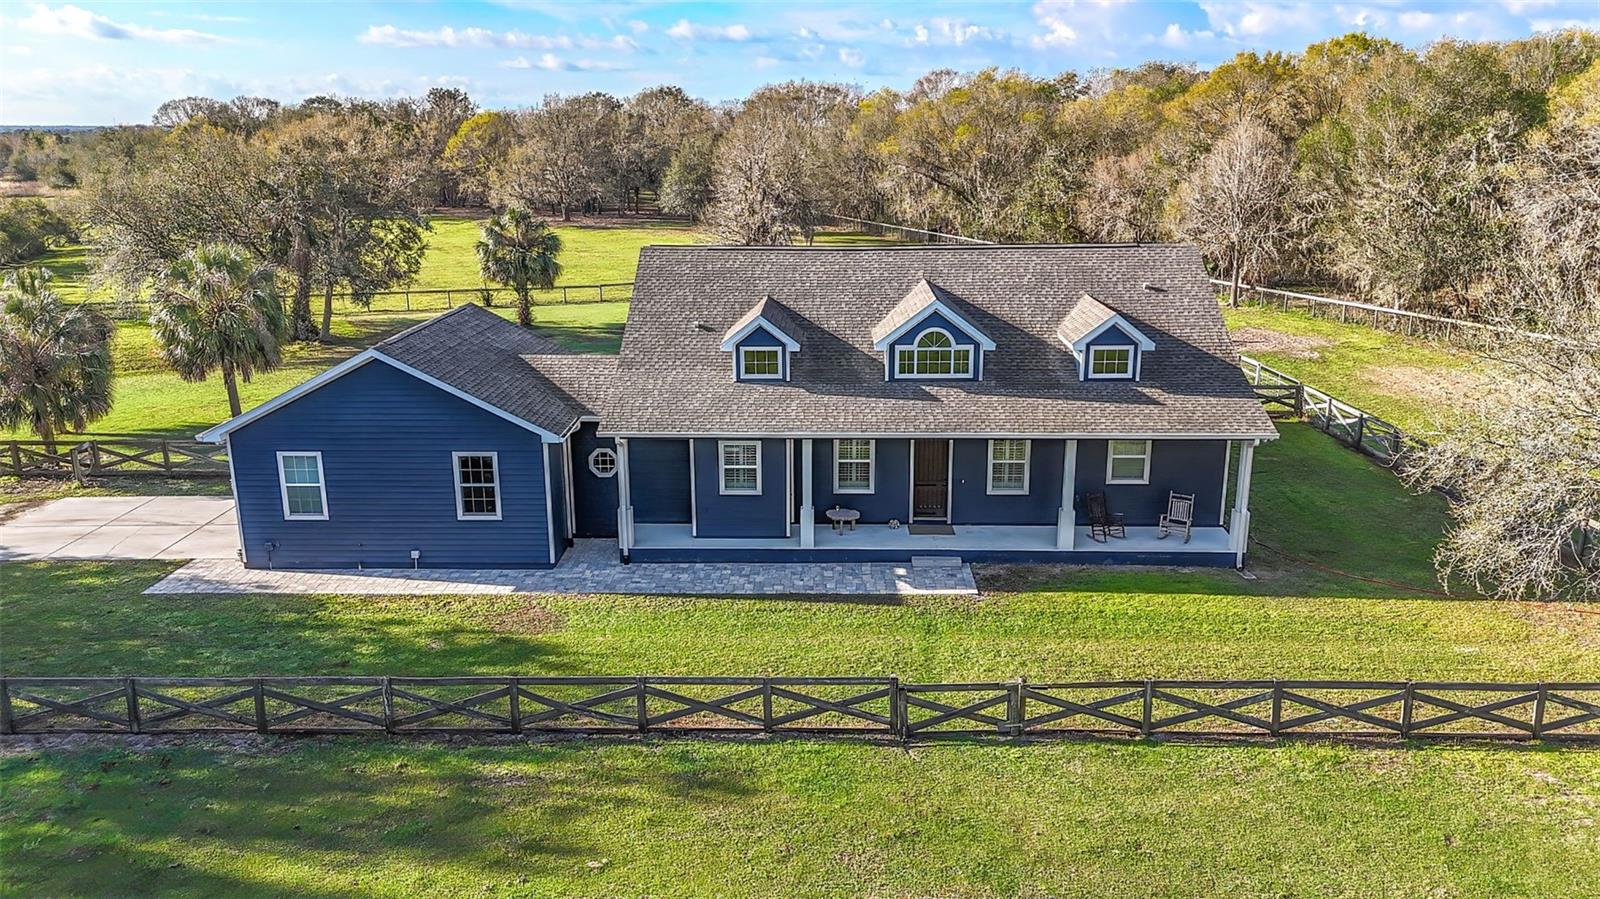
[636,676,648,733]
[1270,682,1282,738]
[509,676,522,734]
[562,286,569,303]
[124,678,141,734]
[1532,684,1547,740]
[1141,680,1154,737]
[1007,678,1025,737]
[761,679,774,733]
[161,440,173,478]
[381,676,395,733]
[405,288,411,311]
[254,679,268,734]
[1400,682,1415,738]
[0,679,13,735]
[598,285,605,303]
[9,442,20,476]
[889,677,905,741]
[1352,415,1367,452]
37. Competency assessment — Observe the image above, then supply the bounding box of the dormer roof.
[719,294,801,352]
[1057,293,1156,353]
[870,279,996,351]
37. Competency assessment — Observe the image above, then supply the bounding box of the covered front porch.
[611,435,1259,567]
[629,522,1236,565]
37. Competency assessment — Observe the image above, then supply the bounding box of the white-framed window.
[895,328,974,378]
[587,447,617,478]
[718,440,761,495]
[834,439,875,493]
[1088,345,1134,378]
[453,452,502,520]
[276,451,328,520]
[987,439,1030,494]
[738,346,783,379]
[1106,439,1152,484]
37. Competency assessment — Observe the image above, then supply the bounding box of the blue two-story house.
[198,243,1277,570]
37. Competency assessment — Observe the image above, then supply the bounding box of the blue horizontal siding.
[630,438,691,524]
[571,422,618,538]
[811,438,910,523]
[1076,439,1227,527]
[629,547,1237,567]
[1081,324,1143,381]
[733,327,788,381]
[950,439,1064,526]
[230,360,551,569]
[692,437,789,538]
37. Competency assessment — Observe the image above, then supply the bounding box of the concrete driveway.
[0,496,239,562]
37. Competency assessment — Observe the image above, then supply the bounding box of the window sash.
[588,448,617,478]
[987,439,1030,494]
[834,439,874,492]
[1088,346,1134,378]
[453,452,501,519]
[1106,439,1152,484]
[719,441,761,494]
[740,347,782,378]
[895,346,974,377]
[277,452,326,520]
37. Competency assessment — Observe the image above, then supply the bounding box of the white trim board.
[601,430,1280,441]
[452,451,504,521]
[719,318,801,352]
[871,298,997,352]
[196,349,565,444]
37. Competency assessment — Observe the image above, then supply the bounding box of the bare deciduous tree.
[1175,117,1295,304]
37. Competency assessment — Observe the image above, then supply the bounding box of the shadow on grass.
[0,739,756,896]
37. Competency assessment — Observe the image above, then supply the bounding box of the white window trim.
[894,328,976,380]
[1106,439,1152,485]
[276,451,328,521]
[986,439,1031,495]
[1087,345,1136,379]
[737,346,784,380]
[587,447,618,478]
[452,451,503,521]
[832,438,876,494]
[718,440,762,496]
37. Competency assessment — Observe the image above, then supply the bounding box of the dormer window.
[739,347,782,379]
[1088,346,1134,379]
[896,328,974,378]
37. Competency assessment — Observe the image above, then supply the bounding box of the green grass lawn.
[1222,303,1488,434]
[3,423,1598,897]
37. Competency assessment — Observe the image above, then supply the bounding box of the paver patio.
[146,539,979,596]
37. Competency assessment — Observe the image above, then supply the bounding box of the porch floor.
[633,523,1233,554]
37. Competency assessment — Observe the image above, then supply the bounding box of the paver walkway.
[147,539,978,597]
[0,497,237,561]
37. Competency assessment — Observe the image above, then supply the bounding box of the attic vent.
[692,320,714,332]
[1142,282,1166,292]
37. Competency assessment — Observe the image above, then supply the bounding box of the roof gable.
[719,295,802,352]
[1057,293,1156,354]
[870,279,996,351]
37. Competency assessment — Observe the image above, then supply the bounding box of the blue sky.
[2,1,1597,124]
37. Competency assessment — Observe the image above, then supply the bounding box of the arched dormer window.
[895,328,974,378]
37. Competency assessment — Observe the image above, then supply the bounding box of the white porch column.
[1056,439,1078,550]
[1229,439,1256,568]
[799,438,815,548]
[615,437,635,561]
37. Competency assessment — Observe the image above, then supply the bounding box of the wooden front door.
[912,440,950,521]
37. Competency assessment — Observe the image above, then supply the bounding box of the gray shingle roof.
[721,294,801,347]
[374,304,613,436]
[1056,293,1118,346]
[603,244,1276,438]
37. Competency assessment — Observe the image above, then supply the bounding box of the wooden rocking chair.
[1159,492,1195,543]
[1084,491,1126,543]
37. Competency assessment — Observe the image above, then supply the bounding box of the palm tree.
[0,268,115,452]
[476,207,562,327]
[149,244,286,418]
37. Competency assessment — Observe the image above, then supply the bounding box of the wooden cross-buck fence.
[1239,355,1423,468]
[1214,279,1553,346]
[3,437,228,482]
[3,675,1596,743]
[78,281,636,321]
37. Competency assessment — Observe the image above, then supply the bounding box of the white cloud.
[1030,1,1079,47]
[1198,1,1323,38]
[1397,11,1438,29]
[501,52,625,72]
[627,19,649,34]
[18,3,230,45]
[1158,22,1215,48]
[838,47,865,67]
[665,19,752,41]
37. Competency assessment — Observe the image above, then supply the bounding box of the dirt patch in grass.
[1510,603,1600,652]
[493,600,565,635]
[1359,364,1485,418]
[1230,327,1333,360]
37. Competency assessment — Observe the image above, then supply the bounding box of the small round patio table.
[825,507,860,533]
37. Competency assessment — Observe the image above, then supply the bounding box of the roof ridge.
[641,242,1181,252]
[374,302,482,348]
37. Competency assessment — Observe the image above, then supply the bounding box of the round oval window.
[588,448,618,478]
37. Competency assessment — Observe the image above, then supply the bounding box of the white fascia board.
[871,300,997,352]
[1069,315,1157,354]
[195,348,565,444]
[718,318,801,352]
[195,351,380,442]
[599,429,1281,441]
